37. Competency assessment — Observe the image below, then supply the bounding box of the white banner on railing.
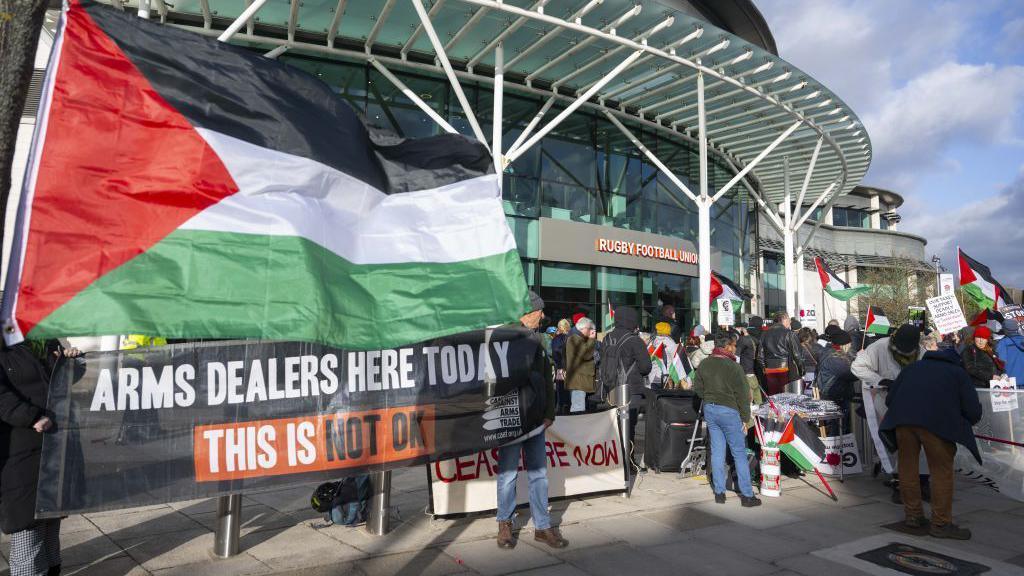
[428,409,627,515]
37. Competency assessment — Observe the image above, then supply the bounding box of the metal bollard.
[213,494,242,558]
[365,471,392,536]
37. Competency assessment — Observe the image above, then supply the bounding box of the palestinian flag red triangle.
[2,1,528,349]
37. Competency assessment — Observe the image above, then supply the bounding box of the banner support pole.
[213,494,242,558]
[366,471,392,535]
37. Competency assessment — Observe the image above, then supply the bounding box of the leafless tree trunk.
[0,0,50,263]
[857,262,934,325]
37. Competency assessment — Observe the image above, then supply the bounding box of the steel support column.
[697,70,711,330]
[782,156,796,316]
[492,42,504,181]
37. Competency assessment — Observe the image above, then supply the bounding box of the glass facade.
[831,206,871,228]
[283,55,757,332]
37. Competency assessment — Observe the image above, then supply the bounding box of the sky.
[757,0,1024,287]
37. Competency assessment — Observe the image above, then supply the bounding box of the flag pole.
[860,301,869,350]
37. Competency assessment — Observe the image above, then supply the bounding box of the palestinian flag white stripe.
[183,129,514,265]
[865,306,890,335]
[815,257,870,301]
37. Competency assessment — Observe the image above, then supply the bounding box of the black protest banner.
[37,328,547,517]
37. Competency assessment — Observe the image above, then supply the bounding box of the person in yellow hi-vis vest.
[116,335,167,445]
[119,334,168,350]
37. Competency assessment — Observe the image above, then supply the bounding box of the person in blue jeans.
[693,332,763,507]
[496,291,568,550]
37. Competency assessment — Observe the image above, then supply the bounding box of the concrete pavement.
[3,465,1024,576]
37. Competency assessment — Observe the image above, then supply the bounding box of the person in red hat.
[961,325,1003,388]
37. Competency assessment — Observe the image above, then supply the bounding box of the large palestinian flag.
[710,272,750,312]
[1,1,528,349]
[815,257,870,301]
[958,248,1013,312]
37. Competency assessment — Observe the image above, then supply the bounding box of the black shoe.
[891,488,902,504]
[741,496,762,507]
[715,493,726,504]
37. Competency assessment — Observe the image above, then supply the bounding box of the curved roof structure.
[136,0,870,211]
[851,185,904,209]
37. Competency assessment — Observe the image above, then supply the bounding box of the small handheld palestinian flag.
[864,306,890,335]
[604,300,615,331]
[958,248,1014,311]
[669,347,689,385]
[648,341,667,373]
[815,257,870,301]
[1,1,529,350]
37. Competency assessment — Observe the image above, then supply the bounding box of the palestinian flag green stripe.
[30,230,526,350]
[825,286,872,300]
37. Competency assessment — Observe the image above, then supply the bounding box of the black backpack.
[310,475,373,526]
[597,331,639,401]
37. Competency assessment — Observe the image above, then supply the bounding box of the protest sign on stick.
[925,294,968,335]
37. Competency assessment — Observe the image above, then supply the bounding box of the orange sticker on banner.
[193,406,435,482]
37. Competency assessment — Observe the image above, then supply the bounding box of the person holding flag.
[648,323,691,389]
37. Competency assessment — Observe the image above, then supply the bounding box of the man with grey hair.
[565,317,597,413]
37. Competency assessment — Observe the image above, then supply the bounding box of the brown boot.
[497,520,515,549]
[534,527,568,549]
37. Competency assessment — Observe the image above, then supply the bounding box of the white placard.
[717,298,734,326]
[799,305,817,329]
[939,273,955,296]
[817,433,863,476]
[990,378,1019,413]
[428,410,626,515]
[925,293,968,335]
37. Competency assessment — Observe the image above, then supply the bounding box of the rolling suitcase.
[645,389,701,473]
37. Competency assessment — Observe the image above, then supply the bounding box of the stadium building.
[10,0,932,335]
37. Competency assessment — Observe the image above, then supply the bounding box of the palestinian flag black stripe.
[958,248,1013,311]
[1,1,528,349]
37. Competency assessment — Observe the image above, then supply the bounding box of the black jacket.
[881,348,983,464]
[815,348,858,404]
[550,333,568,371]
[961,345,998,388]
[0,344,53,533]
[598,306,652,397]
[757,325,804,382]
[736,333,756,375]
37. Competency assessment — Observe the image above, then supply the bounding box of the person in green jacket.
[496,291,567,551]
[565,317,596,413]
[693,332,762,508]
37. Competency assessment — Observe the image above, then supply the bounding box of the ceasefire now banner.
[37,329,547,517]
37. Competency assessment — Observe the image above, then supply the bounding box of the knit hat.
[974,326,992,340]
[823,325,843,339]
[1003,318,1020,335]
[691,325,707,338]
[572,312,585,326]
[528,290,545,313]
[791,319,802,330]
[891,324,920,355]
[655,322,672,336]
[828,329,852,346]
[748,316,764,329]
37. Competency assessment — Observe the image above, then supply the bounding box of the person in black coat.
[880,347,982,540]
[597,306,652,465]
[0,341,79,576]
[961,326,1001,388]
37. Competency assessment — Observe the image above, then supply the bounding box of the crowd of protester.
[4,293,1023,567]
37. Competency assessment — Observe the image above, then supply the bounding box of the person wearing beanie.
[495,291,568,551]
[881,343,982,540]
[962,325,1003,388]
[597,306,652,466]
[791,319,802,331]
[996,318,1024,385]
[647,322,683,388]
[815,329,857,431]
[852,323,928,503]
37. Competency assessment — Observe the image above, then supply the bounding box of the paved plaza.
[3,465,1024,576]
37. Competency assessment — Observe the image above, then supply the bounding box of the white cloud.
[903,170,1024,286]
[864,62,1024,188]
